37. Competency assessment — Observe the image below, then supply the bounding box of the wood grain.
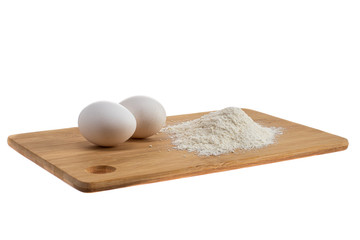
[7,109,348,192]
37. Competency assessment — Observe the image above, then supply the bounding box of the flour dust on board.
[161,107,282,156]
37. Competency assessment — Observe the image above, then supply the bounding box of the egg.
[120,96,166,138]
[78,101,136,147]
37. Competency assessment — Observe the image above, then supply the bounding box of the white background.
[1,1,359,239]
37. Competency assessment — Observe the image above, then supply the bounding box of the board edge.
[7,134,94,193]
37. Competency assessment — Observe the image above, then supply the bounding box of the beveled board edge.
[7,135,92,192]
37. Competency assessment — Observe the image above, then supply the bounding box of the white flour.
[162,107,282,156]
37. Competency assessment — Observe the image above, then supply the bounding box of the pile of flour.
[162,107,282,156]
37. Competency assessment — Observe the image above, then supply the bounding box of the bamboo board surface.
[8,109,348,192]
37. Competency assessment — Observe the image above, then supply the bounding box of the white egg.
[78,101,136,147]
[120,96,166,138]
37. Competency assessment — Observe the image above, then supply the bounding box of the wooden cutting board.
[8,109,348,192]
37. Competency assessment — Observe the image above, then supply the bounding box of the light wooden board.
[8,109,348,192]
